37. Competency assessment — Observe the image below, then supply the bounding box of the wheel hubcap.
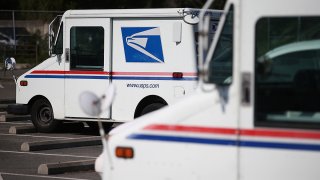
[38,107,52,124]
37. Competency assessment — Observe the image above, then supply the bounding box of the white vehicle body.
[13,9,221,132]
[97,0,320,179]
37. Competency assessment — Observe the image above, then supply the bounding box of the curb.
[0,104,8,112]
[0,112,6,122]
[0,114,31,122]
[0,115,5,122]
[9,125,36,134]
[38,159,95,175]
[0,99,15,104]
[0,112,7,115]
[21,136,102,151]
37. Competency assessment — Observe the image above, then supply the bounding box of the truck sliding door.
[64,18,111,119]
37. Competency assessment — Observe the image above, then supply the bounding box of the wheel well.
[134,95,167,118]
[27,95,49,113]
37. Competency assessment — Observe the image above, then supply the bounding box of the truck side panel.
[111,18,198,121]
[238,0,320,179]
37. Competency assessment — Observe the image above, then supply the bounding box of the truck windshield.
[193,10,222,57]
[207,5,233,85]
[255,17,320,129]
[53,22,63,54]
[49,15,62,55]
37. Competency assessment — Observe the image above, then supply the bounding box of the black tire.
[140,103,166,117]
[31,99,60,133]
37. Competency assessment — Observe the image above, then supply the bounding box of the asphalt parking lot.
[0,111,103,180]
[0,69,102,180]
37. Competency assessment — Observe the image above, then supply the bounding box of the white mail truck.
[8,9,221,132]
[94,0,320,179]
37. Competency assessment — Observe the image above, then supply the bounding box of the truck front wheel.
[31,99,60,132]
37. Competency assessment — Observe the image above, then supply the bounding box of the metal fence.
[0,10,63,65]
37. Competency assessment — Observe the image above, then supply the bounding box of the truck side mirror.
[4,57,16,71]
[183,14,200,25]
[4,57,18,85]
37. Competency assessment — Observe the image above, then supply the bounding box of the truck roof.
[229,0,319,16]
[64,8,197,18]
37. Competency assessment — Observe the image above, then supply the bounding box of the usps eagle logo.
[121,27,164,63]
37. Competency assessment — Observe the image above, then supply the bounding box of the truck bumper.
[7,104,29,115]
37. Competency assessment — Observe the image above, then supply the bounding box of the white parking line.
[0,172,90,180]
[0,150,97,158]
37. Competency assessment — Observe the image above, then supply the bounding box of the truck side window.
[70,26,104,70]
[255,17,320,129]
[207,5,233,85]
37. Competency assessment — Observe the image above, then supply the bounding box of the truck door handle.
[241,72,251,105]
[65,48,70,62]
